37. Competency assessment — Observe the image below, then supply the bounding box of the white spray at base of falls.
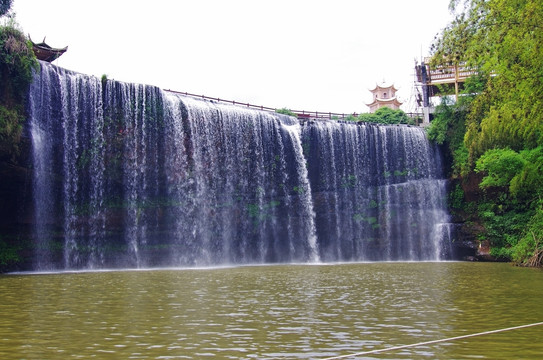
[28,62,453,270]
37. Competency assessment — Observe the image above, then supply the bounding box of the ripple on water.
[1,263,543,359]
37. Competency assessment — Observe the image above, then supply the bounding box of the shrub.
[0,0,13,17]
[475,148,525,189]
[275,108,297,118]
[357,107,413,125]
[512,205,543,266]
[0,20,38,158]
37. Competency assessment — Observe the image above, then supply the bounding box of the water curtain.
[28,62,452,270]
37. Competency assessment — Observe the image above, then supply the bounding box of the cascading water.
[29,64,106,270]
[302,121,451,261]
[28,62,452,270]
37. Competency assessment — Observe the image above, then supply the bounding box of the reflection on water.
[0,262,542,359]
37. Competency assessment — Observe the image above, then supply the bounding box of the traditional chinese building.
[366,83,402,113]
[30,37,67,62]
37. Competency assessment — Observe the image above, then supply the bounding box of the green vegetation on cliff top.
[0,12,38,160]
[355,107,415,125]
[0,0,13,17]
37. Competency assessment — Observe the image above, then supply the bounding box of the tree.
[452,0,543,158]
[431,0,543,265]
[510,147,543,201]
[427,97,470,177]
[512,204,543,267]
[0,0,13,17]
[432,0,543,161]
[0,22,38,158]
[357,107,413,125]
[275,108,297,118]
[475,148,525,189]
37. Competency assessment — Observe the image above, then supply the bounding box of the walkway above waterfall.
[164,89,359,120]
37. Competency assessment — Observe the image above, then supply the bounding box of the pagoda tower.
[366,83,402,113]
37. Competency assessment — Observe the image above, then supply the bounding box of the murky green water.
[1,262,542,359]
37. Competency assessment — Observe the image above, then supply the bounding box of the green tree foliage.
[426,101,452,146]
[510,147,543,201]
[472,146,543,261]
[430,11,473,69]
[0,0,13,17]
[431,0,543,264]
[512,204,543,267]
[0,20,38,158]
[475,148,525,189]
[275,108,298,118]
[450,0,543,158]
[432,0,543,158]
[357,107,414,125]
[426,76,487,177]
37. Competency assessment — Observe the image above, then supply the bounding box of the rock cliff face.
[0,138,34,271]
[448,173,502,262]
[1,62,456,271]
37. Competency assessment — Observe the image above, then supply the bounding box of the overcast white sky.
[12,0,453,113]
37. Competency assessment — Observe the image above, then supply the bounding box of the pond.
[1,262,542,359]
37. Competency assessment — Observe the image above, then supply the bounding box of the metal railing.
[164,89,356,120]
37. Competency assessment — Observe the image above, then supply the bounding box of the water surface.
[1,262,542,359]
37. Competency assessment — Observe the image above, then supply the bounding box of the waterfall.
[302,121,450,261]
[29,64,106,270]
[28,62,452,270]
